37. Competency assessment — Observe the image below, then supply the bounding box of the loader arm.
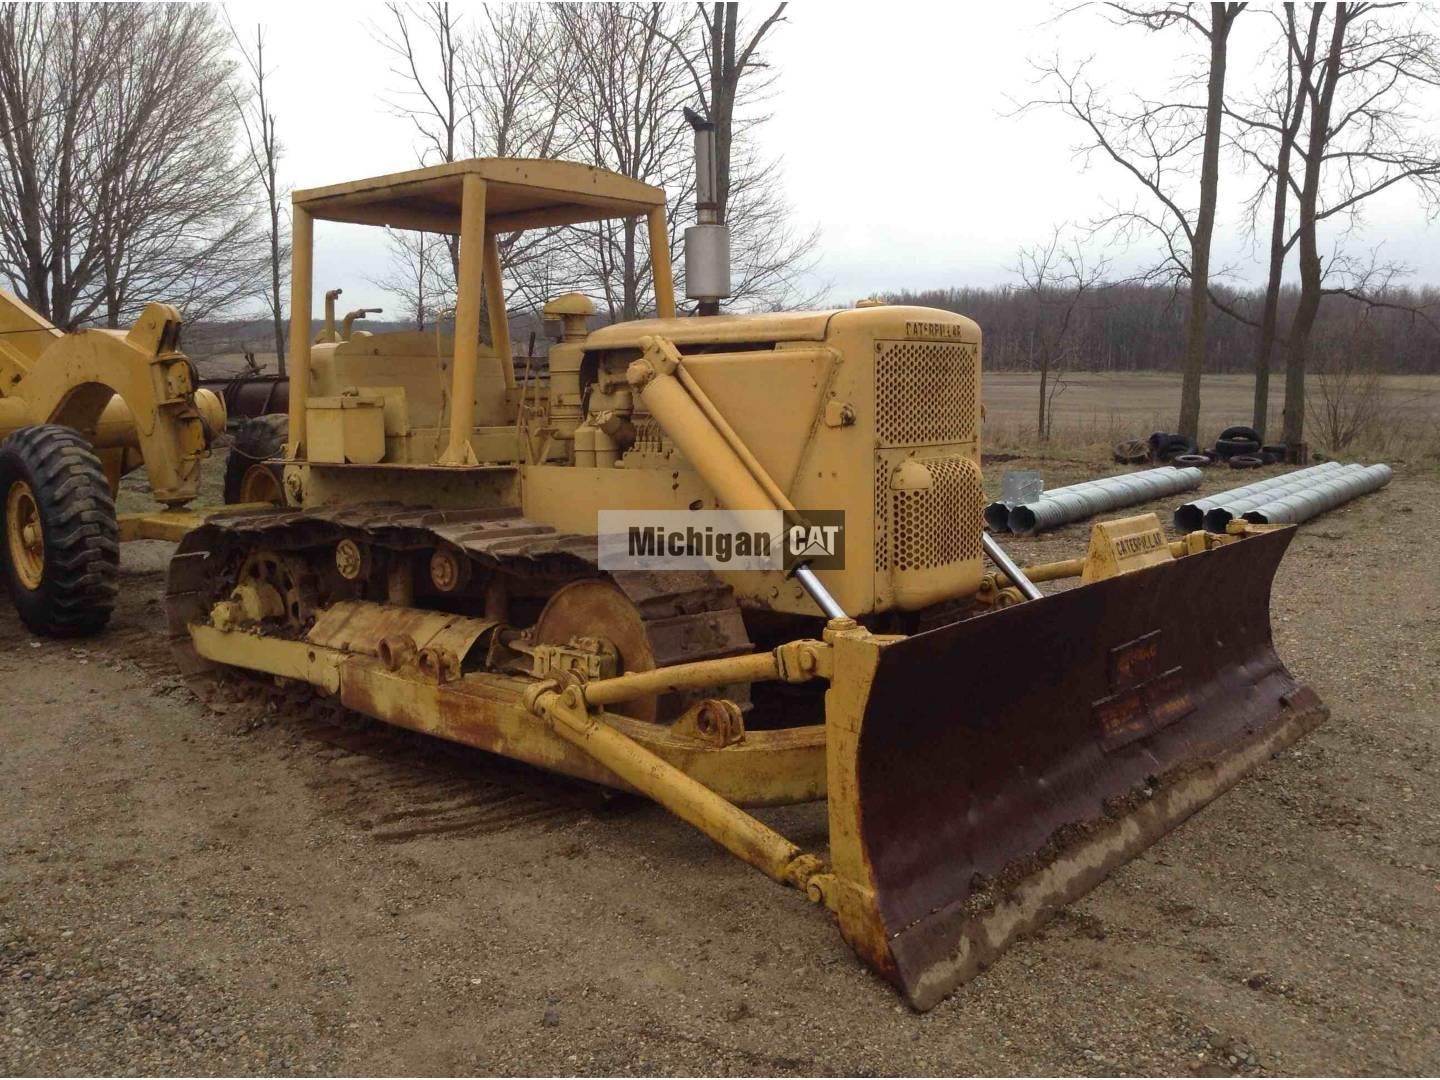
[5,303,216,506]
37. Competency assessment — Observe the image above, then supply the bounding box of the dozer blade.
[826,526,1327,1010]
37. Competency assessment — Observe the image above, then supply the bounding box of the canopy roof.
[292,158,667,235]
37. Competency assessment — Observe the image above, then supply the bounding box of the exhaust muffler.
[684,107,731,315]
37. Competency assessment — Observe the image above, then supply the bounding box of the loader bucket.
[825,526,1326,1010]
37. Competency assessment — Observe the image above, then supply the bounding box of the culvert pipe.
[1007,466,1204,536]
[1172,461,1343,533]
[990,466,1203,532]
[983,500,1014,531]
[1241,464,1392,526]
[987,473,1141,533]
[1202,464,1366,532]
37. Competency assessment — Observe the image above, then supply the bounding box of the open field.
[2,447,1438,1075]
[196,358,1439,464]
[982,371,1440,464]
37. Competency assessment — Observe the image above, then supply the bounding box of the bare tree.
[0,6,112,325]
[379,1,467,167]
[664,3,788,225]
[0,5,265,328]
[228,16,289,373]
[1027,3,1245,440]
[91,8,268,327]
[1227,6,1322,435]
[377,3,576,320]
[650,2,818,310]
[464,5,583,314]
[550,3,699,321]
[376,2,816,320]
[1306,318,1385,451]
[374,227,450,329]
[1014,227,1112,440]
[377,0,468,290]
[1274,3,1440,445]
[467,5,575,161]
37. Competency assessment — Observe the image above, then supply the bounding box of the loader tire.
[1155,434,1197,462]
[1215,435,1260,459]
[1218,425,1262,445]
[223,414,288,505]
[0,425,118,637]
[1171,453,1211,468]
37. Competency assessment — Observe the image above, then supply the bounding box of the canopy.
[292,158,667,235]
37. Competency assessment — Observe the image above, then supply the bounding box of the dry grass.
[982,371,1440,467]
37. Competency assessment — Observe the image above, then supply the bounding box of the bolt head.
[334,538,365,580]
[429,548,465,592]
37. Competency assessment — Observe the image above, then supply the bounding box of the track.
[163,500,753,720]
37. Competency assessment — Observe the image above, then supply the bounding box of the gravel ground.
[1,458,1437,1075]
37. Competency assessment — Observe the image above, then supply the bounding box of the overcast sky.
[227,1,1440,312]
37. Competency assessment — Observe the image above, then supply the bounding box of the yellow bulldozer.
[5,135,1325,1007]
[0,293,225,635]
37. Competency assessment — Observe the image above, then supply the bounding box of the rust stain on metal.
[845,526,1327,1009]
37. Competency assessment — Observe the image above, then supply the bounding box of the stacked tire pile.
[1204,425,1287,469]
[1115,426,1287,470]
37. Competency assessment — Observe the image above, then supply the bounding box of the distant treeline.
[882,284,1440,374]
[188,283,1440,377]
[184,313,552,371]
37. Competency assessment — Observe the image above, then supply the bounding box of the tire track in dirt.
[282,714,601,843]
[86,567,604,849]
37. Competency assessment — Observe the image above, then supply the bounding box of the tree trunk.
[710,3,737,222]
[1252,203,1287,436]
[704,4,783,242]
[1253,7,1318,437]
[1037,355,1049,441]
[1281,7,1348,446]
[269,195,284,375]
[1179,3,1233,440]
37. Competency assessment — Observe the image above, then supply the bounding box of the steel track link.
[165,502,752,709]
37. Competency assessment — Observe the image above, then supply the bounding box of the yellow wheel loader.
[163,148,1326,1009]
[0,295,225,635]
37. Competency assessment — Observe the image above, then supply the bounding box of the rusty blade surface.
[853,527,1326,1009]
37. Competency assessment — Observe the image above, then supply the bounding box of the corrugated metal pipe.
[1007,466,1205,536]
[983,498,1015,532]
[986,467,1203,533]
[1241,464,1393,525]
[1172,461,1343,533]
[1202,464,1366,532]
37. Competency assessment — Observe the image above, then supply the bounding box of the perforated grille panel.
[875,341,977,447]
[874,460,891,573]
[888,456,983,572]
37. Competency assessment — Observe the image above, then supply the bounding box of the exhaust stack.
[684,107,730,315]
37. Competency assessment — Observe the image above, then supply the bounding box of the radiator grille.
[875,341,977,447]
[886,456,984,572]
[874,460,891,572]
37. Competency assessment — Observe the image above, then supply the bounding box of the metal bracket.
[529,636,619,683]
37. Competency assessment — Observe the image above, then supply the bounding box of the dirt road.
[2,464,1438,1075]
